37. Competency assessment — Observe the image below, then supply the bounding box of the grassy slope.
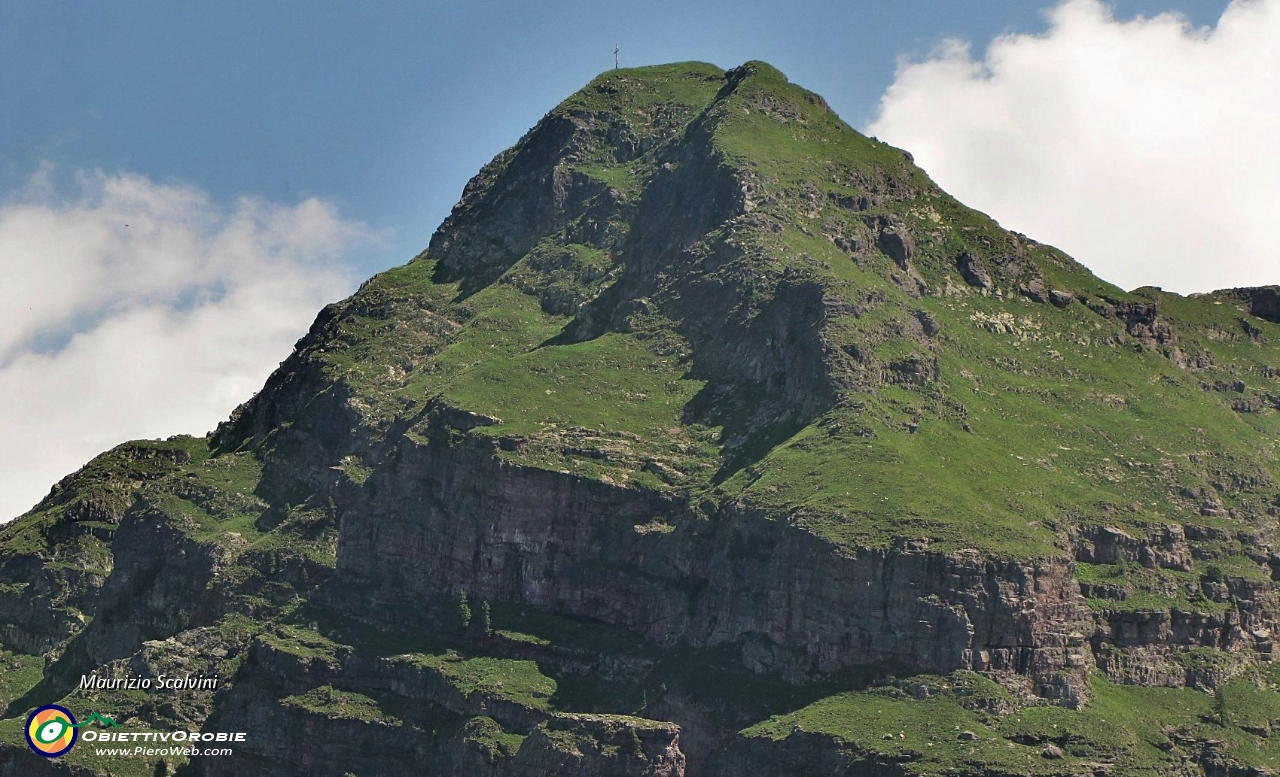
[0,437,337,775]
[12,61,1274,571]
[2,61,1280,776]
[743,669,1280,776]
[664,62,1280,563]
[236,61,1280,568]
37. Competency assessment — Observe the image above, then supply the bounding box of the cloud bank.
[869,0,1280,294]
[0,169,368,520]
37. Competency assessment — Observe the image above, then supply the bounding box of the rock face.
[956,252,993,289]
[340,438,1094,694]
[5,61,1280,777]
[194,636,685,777]
[1205,286,1280,324]
[876,223,915,268]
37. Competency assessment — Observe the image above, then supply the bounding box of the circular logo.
[25,705,78,758]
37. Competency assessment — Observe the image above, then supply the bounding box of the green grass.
[1202,554,1271,583]
[1085,591,1231,614]
[495,630,550,646]
[712,61,927,193]
[742,672,1280,775]
[1175,646,1233,669]
[499,241,613,316]
[175,57,1280,573]
[0,435,208,554]
[711,258,1280,558]
[464,715,526,760]
[282,685,400,724]
[259,624,346,665]
[743,673,1067,776]
[393,651,556,710]
[1074,561,1235,613]
[722,407,1065,557]
[9,60,1280,777]
[556,62,727,199]
[440,329,717,485]
[443,332,697,436]
[0,650,43,710]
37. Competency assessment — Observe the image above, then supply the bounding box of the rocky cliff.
[4,61,1280,777]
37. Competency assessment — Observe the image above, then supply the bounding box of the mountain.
[4,61,1280,777]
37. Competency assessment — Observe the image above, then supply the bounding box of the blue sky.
[1,0,1230,281]
[5,0,1277,520]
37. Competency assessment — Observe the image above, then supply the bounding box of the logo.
[25,705,78,758]
[23,707,120,758]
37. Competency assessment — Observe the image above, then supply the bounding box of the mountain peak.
[212,61,1280,569]
[6,60,1280,777]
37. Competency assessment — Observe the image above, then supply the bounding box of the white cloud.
[0,169,369,520]
[868,0,1280,294]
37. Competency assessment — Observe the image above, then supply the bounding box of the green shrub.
[458,589,472,630]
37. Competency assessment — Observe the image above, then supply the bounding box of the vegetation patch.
[394,651,556,710]
[282,685,400,725]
